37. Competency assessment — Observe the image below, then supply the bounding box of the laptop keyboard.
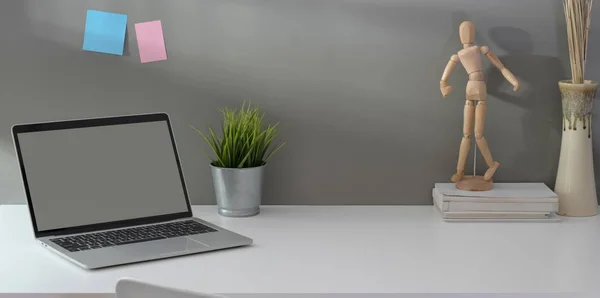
[49,220,217,252]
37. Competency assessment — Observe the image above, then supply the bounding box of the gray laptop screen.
[17,120,190,232]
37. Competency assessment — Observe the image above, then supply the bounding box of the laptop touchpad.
[117,237,208,257]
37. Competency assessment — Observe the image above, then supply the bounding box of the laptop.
[12,113,253,269]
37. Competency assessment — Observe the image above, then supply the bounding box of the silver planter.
[210,164,265,217]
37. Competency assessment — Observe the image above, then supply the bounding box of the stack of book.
[433,183,559,221]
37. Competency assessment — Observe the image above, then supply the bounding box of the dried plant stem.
[563,0,593,84]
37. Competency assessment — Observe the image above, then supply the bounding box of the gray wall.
[1,0,599,205]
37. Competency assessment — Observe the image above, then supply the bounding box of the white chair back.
[116,278,229,298]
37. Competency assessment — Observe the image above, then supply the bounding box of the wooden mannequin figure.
[440,21,519,191]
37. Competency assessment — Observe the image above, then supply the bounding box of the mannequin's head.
[459,21,475,47]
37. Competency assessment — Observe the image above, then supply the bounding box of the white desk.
[0,205,599,297]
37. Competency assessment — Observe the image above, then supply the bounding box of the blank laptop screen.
[16,120,190,232]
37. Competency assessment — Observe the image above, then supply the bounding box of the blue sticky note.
[82,10,128,55]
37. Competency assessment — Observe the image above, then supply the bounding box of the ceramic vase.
[555,80,598,216]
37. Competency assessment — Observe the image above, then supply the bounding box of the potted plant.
[555,0,598,216]
[190,102,285,217]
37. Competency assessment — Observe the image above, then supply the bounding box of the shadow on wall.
[485,26,564,187]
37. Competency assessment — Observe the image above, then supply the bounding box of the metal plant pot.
[210,164,265,217]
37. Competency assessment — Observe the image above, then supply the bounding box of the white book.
[441,213,561,222]
[432,188,558,213]
[433,191,554,216]
[433,195,561,222]
[434,183,558,202]
[442,211,551,219]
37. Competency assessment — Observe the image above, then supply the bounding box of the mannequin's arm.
[480,46,519,91]
[440,54,459,97]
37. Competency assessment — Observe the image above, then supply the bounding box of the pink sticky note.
[134,20,167,63]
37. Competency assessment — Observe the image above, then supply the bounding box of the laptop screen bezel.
[12,113,194,238]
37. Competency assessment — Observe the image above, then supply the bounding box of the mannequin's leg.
[474,101,500,180]
[452,100,475,182]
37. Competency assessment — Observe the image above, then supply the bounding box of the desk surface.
[1,205,599,294]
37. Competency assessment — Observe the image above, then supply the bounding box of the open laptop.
[12,113,253,269]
